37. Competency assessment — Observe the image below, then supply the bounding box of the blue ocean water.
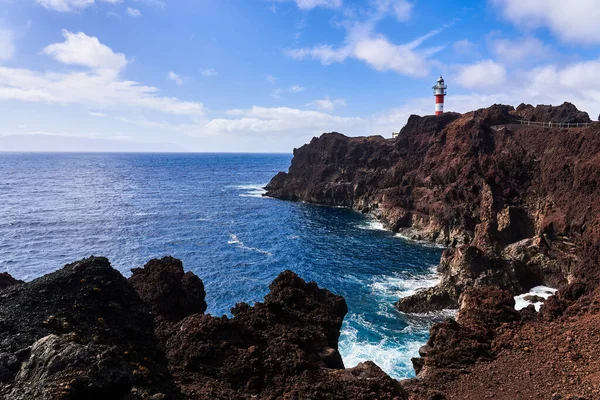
[0,153,447,379]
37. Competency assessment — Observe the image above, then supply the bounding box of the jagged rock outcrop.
[0,257,407,400]
[128,258,406,399]
[515,102,591,124]
[0,257,178,400]
[129,256,207,321]
[0,272,23,291]
[266,103,600,314]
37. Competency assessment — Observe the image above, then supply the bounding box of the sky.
[0,0,599,152]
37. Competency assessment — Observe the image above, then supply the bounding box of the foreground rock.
[130,258,407,399]
[0,257,177,399]
[0,257,407,400]
[265,103,600,314]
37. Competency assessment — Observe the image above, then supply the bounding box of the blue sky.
[0,0,599,152]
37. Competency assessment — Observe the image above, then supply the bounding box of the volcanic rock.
[0,257,177,399]
[129,256,206,321]
[0,272,23,291]
[266,103,600,314]
[515,102,592,124]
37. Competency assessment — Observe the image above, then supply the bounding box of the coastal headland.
[1,103,599,399]
[265,102,600,398]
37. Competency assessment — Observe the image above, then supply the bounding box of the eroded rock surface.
[128,259,406,399]
[266,103,600,314]
[0,257,177,399]
[0,257,407,399]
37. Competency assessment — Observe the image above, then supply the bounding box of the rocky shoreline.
[0,257,407,399]
[1,102,599,399]
[264,102,600,398]
[265,103,597,312]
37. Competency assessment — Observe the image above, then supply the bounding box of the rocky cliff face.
[266,103,600,314]
[0,257,406,400]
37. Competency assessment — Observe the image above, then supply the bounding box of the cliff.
[263,102,600,398]
[266,103,600,312]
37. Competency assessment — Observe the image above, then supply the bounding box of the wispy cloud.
[285,4,448,77]
[200,68,219,77]
[167,71,184,86]
[309,96,346,111]
[127,7,142,17]
[0,26,15,61]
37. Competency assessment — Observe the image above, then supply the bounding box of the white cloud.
[0,67,204,115]
[286,19,445,77]
[43,30,127,74]
[270,88,283,99]
[167,71,183,86]
[453,39,477,55]
[0,27,15,61]
[310,96,346,111]
[374,0,413,22]
[206,106,363,136]
[127,7,142,17]
[36,0,122,12]
[200,68,219,77]
[296,0,341,9]
[134,0,165,7]
[491,36,552,64]
[290,85,304,92]
[455,59,507,89]
[0,31,203,116]
[266,74,277,84]
[270,0,342,11]
[37,0,94,12]
[492,0,600,44]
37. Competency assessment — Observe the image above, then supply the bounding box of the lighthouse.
[433,76,447,116]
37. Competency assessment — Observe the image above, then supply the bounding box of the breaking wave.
[514,285,557,311]
[228,234,272,256]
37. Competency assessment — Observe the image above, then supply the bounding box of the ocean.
[0,152,448,379]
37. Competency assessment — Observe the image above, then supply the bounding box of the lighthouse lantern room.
[433,76,447,116]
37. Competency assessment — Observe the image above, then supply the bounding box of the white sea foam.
[228,234,272,256]
[339,319,425,380]
[369,266,440,299]
[514,285,557,311]
[357,219,386,231]
[229,184,268,198]
[394,232,446,248]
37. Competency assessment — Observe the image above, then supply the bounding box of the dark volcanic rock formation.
[0,257,177,400]
[129,256,207,321]
[129,258,406,399]
[0,272,23,291]
[0,257,407,400]
[515,102,592,124]
[266,103,600,315]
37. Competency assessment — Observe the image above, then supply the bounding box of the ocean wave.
[228,234,272,256]
[514,285,557,311]
[229,184,268,198]
[357,219,386,231]
[393,232,446,248]
[339,319,424,380]
[369,266,440,300]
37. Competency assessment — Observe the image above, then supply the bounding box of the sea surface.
[0,153,448,379]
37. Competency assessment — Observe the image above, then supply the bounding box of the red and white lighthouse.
[433,76,447,116]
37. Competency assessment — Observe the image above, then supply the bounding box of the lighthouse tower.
[433,76,447,116]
